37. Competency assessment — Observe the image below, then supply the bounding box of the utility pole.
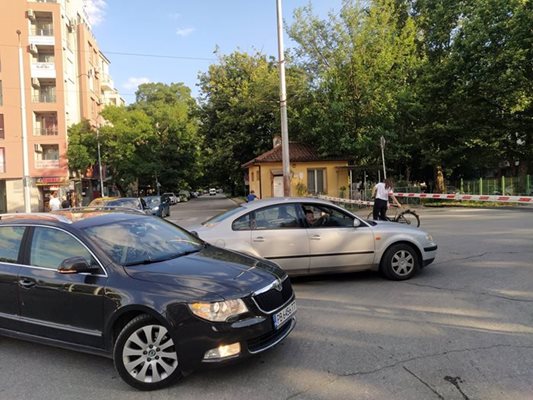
[276,0,291,196]
[96,125,104,196]
[17,30,32,212]
[380,136,387,180]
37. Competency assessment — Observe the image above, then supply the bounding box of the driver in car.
[305,209,317,226]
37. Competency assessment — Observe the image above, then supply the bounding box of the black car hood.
[124,245,285,300]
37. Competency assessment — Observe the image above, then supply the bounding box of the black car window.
[0,226,25,263]
[29,227,99,270]
[254,204,301,230]
[302,203,354,228]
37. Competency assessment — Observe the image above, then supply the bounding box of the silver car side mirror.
[353,218,362,228]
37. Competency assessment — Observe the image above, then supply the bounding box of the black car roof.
[0,210,146,229]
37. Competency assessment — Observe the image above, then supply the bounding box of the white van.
[209,188,217,196]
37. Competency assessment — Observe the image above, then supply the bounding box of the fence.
[340,175,531,198]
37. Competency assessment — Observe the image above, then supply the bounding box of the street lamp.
[17,30,32,212]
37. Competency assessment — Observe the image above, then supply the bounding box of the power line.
[102,50,216,62]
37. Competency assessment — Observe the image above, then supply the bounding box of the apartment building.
[0,0,123,212]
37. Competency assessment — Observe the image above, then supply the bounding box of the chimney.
[273,135,282,148]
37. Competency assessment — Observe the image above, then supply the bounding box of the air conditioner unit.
[67,19,75,32]
[31,78,41,88]
[34,144,42,153]
[29,44,38,55]
[27,9,36,21]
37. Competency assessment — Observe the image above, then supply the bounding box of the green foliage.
[197,51,309,195]
[288,0,422,174]
[67,120,97,173]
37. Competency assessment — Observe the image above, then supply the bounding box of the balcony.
[100,73,114,91]
[31,62,56,78]
[35,159,60,169]
[32,91,56,103]
[30,25,54,37]
[34,127,58,136]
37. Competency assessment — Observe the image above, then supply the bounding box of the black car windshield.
[144,196,161,206]
[202,206,244,226]
[107,198,140,209]
[83,217,203,266]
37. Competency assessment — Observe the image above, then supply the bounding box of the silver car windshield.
[83,218,203,266]
[201,206,244,226]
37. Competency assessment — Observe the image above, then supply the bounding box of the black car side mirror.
[58,257,99,274]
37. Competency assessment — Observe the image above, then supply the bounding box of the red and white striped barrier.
[394,192,533,204]
[320,193,533,205]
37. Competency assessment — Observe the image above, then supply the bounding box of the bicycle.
[367,206,420,227]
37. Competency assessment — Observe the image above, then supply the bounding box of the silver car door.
[303,203,375,273]
[250,204,309,275]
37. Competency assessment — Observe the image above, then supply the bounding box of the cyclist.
[372,178,401,221]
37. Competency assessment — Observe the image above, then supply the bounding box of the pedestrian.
[49,191,61,211]
[372,178,401,221]
[246,190,258,202]
[61,194,70,209]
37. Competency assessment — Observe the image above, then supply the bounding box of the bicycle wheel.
[396,210,420,227]
[367,211,373,220]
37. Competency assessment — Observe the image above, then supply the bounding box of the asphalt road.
[1,196,532,400]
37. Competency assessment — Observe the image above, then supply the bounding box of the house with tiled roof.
[242,138,350,198]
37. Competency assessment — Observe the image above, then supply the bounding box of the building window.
[307,169,326,194]
[34,112,58,135]
[34,144,59,168]
[0,114,4,139]
[0,80,3,106]
[251,171,255,182]
[0,148,5,173]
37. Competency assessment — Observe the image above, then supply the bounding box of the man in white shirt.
[49,191,61,211]
[372,179,401,220]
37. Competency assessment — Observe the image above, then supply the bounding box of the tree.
[288,0,422,179]
[66,120,98,174]
[131,82,204,192]
[412,0,532,184]
[197,51,309,195]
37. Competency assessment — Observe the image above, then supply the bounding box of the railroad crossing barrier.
[319,193,533,205]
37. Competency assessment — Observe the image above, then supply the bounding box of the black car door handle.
[19,278,36,288]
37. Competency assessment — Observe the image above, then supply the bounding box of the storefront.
[35,176,69,211]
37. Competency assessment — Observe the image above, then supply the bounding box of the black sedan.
[143,195,171,217]
[0,210,296,390]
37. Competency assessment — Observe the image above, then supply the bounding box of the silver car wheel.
[122,324,178,384]
[391,250,414,276]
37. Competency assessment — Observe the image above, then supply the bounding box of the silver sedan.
[192,198,437,280]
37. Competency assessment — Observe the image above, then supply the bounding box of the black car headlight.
[188,299,248,322]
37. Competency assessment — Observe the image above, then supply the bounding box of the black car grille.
[247,318,295,354]
[252,278,293,313]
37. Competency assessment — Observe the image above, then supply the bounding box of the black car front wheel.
[114,314,182,390]
[380,243,420,280]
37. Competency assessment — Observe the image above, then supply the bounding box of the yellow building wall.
[249,161,349,198]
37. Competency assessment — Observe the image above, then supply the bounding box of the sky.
[86,0,344,103]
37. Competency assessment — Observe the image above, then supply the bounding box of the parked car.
[0,210,296,390]
[178,190,191,202]
[162,192,180,205]
[144,195,171,217]
[209,188,217,196]
[192,197,438,280]
[88,197,150,214]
